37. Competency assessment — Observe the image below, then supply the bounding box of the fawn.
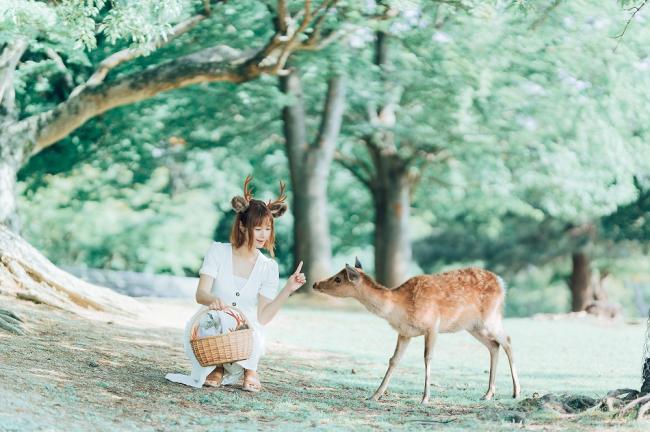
[313,258,521,404]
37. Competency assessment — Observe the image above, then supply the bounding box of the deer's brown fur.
[313,261,521,404]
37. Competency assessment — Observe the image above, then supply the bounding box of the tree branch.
[314,74,345,152]
[18,0,343,160]
[69,13,208,98]
[274,0,313,70]
[277,0,289,33]
[0,39,28,116]
[280,69,309,168]
[529,0,563,31]
[614,0,648,51]
[44,47,74,89]
[334,150,374,190]
[26,45,255,157]
[302,0,334,47]
[251,1,341,76]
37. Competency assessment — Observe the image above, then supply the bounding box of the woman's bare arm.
[195,274,225,310]
[257,288,291,325]
[257,261,306,325]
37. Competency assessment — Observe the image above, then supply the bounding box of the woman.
[166,176,306,392]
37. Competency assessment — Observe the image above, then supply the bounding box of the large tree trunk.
[0,225,143,317]
[0,161,20,233]
[281,70,345,290]
[368,30,412,287]
[569,251,592,312]
[0,40,30,232]
[372,154,411,288]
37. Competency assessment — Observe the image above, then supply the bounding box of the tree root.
[0,224,144,317]
[0,309,25,335]
[603,388,650,420]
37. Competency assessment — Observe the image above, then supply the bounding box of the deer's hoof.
[482,392,494,401]
[420,397,430,405]
[368,393,382,401]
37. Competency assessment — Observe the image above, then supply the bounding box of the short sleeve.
[198,242,220,278]
[259,260,280,300]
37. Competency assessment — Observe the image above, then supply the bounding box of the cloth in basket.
[192,308,249,339]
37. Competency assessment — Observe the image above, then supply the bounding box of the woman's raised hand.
[287,261,306,292]
[208,297,225,311]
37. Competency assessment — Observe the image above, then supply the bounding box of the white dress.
[165,242,279,388]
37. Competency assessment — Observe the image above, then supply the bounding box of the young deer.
[313,258,521,404]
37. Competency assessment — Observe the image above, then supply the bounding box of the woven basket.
[190,306,253,367]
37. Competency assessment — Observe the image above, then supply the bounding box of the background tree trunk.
[372,154,411,287]
[367,30,412,287]
[569,251,592,312]
[281,70,345,290]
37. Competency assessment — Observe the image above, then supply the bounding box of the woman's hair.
[229,176,287,257]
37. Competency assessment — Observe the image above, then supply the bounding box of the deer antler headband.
[231,175,288,218]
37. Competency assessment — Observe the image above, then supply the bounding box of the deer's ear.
[354,257,363,270]
[345,264,360,283]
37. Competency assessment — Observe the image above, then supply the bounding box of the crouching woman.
[166,177,306,392]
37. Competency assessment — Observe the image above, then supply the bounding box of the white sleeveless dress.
[165,242,279,388]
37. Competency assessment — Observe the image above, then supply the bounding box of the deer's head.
[313,257,364,298]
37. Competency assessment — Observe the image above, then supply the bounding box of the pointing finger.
[294,261,303,275]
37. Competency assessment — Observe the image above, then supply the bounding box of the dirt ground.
[0,295,372,431]
[0,294,648,431]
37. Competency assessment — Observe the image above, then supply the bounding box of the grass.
[0,296,648,431]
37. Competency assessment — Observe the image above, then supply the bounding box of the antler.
[267,180,287,207]
[267,180,288,218]
[231,175,254,214]
[243,175,254,202]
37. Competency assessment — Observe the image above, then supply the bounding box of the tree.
[0,0,342,315]
[281,67,345,289]
[410,0,650,312]
[336,3,467,287]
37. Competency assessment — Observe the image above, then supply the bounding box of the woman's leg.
[242,369,261,392]
[204,365,225,387]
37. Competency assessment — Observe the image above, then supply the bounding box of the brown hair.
[230,200,277,256]
[229,176,288,257]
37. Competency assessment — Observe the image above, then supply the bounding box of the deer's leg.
[370,334,411,401]
[468,329,499,400]
[493,332,520,398]
[421,329,438,404]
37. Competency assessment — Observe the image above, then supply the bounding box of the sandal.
[204,366,224,388]
[242,369,262,392]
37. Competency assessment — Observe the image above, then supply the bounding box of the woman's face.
[252,220,272,248]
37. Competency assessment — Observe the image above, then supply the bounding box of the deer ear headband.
[231,175,288,218]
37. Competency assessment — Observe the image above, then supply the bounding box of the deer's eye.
[334,277,341,283]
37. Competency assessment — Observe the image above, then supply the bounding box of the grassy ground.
[0,295,648,431]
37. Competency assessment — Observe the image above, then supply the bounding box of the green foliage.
[19,158,225,275]
[2,0,192,51]
[11,0,650,315]
[408,1,650,291]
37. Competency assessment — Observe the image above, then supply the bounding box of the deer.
[312,258,521,404]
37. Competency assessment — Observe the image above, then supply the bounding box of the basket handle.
[189,305,250,340]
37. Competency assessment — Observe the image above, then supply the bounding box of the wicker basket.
[190,306,253,367]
